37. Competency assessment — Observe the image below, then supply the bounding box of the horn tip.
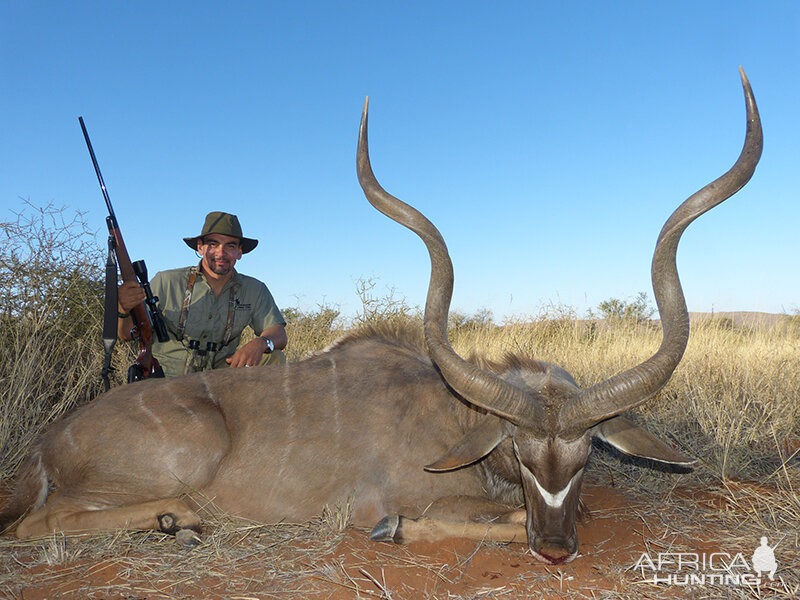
[738,66,749,86]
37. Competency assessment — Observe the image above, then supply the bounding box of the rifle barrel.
[78,116,117,225]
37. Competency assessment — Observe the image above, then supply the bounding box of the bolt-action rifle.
[79,117,168,385]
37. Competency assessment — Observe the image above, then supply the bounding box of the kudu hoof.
[175,528,203,548]
[158,513,202,547]
[370,515,402,543]
[158,513,179,534]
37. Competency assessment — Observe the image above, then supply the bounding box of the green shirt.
[150,265,285,377]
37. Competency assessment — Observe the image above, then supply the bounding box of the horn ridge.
[356,97,547,433]
[560,68,763,435]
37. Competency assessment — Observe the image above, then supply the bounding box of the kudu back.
[1,69,761,563]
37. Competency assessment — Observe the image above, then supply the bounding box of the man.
[118,211,287,377]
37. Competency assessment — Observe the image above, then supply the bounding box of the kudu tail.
[0,449,49,534]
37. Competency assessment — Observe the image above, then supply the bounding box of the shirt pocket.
[231,303,253,337]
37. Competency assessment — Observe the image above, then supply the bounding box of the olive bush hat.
[183,211,258,253]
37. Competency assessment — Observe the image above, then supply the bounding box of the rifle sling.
[101,235,118,390]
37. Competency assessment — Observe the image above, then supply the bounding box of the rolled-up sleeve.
[249,279,285,333]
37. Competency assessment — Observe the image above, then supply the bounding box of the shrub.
[592,291,655,322]
[0,203,108,477]
[282,303,344,361]
[352,277,420,328]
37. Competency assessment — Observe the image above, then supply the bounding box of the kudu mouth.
[529,537,579,565]
[526,506,580,564]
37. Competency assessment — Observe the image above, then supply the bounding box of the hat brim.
[183,236,258,254]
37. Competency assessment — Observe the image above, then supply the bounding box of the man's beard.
[206,258,232,275]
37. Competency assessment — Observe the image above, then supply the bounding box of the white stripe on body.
[200,372,219,406]
[63,423,78,454]
[275,364,296,482]
[137,392,166,438]
[328,355,341,441]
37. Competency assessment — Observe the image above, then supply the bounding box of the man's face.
[197,233,243,277]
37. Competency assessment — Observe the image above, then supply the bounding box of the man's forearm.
[257,324,287,350]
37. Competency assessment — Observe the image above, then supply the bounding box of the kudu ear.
[425,417,508,472]
[594,416,695,468]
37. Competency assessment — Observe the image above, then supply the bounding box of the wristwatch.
[258,336,274,353]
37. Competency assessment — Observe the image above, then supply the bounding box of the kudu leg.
[15,491,203,545]
[371,496,527,545]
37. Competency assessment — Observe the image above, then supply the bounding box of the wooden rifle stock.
[106,217,159,376]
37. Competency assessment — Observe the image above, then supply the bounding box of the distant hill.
[688,311,790,328]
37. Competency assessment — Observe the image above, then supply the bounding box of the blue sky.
[2,1,798,320]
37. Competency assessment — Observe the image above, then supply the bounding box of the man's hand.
[227,325,286,368]
[117,281,147,341]
[226,337,268,368]
[118,281,146,313]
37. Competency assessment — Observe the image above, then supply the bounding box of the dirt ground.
[3,481,793,600]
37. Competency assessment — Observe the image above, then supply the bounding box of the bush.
[281,303,344,361]
[352,277,420,328]
[592,291,655,322]
[448,308,493,332]
[0,203,109,477]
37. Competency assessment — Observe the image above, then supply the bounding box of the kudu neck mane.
[331,323,578,405]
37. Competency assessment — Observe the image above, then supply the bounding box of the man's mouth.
[208,258,231,273]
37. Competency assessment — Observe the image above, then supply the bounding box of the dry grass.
[1,204,798,598]
[2,478,797,599]
[455,313,800,485]
[3,312,797,598]
[0,513,349,598]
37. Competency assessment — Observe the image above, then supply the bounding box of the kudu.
[1,69,761,564]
